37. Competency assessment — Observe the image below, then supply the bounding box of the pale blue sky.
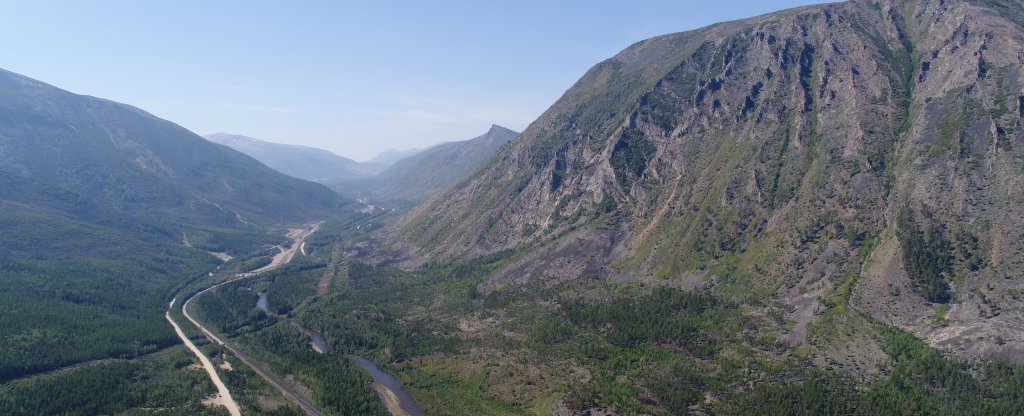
[0,1,822,161]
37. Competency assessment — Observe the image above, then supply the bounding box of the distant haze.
[0,0,820,160]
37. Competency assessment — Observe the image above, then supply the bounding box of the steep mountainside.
[336,125,518,203]
[395,0,1024,364]
[0,68,345,230]
[205,132,380,182]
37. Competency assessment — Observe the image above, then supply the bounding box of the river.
[350,356,427,416]
[256,291,425,415]
[256,291,268,313]
[256,292,329,354]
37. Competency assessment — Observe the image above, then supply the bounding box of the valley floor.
[170,221,326,415]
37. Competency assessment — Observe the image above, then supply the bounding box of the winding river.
[256,291,425,415]
[349,356,427,416]
[256,292,329,353]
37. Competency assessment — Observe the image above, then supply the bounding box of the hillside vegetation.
[0,68,346,387]
[335,125,518,204]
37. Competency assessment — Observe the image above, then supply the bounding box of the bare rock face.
[392,0,1024,363]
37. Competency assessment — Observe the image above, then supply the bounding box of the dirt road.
[168,221,322,416]
[250,222,321,274]
[166,298,241,416]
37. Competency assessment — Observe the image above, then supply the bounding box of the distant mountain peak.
[483,124,519,140]
[204,132,266,143]
[364,147,426,168]
[203,132,382,181]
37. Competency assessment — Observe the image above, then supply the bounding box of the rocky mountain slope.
[393,0,1024,365]
[205,132,380,182]
[342,124,518,203]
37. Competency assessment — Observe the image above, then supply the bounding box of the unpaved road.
[183,296,324,416]
[168,221,323,416]
[250,222,320,274]
[166,298,241,416]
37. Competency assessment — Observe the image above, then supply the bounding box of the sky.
[0,1,823,161]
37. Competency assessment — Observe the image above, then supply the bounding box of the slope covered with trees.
[0,68,348,390]
[0,68,345,229]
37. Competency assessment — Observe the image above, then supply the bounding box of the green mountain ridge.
[0,68,345,230]
[337,124,518,203]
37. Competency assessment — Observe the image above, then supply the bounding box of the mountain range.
[207,126,518,205]
[204,132,381,183]
[337,124,519,203]
[4,0,1024,414]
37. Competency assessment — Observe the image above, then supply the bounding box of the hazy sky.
[1,1,822,161]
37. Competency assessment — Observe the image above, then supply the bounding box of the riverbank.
[256,289,426,416]
[350,356,426,416]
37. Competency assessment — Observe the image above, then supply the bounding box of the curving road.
[167,221,323,416]
[166,298,241,416]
